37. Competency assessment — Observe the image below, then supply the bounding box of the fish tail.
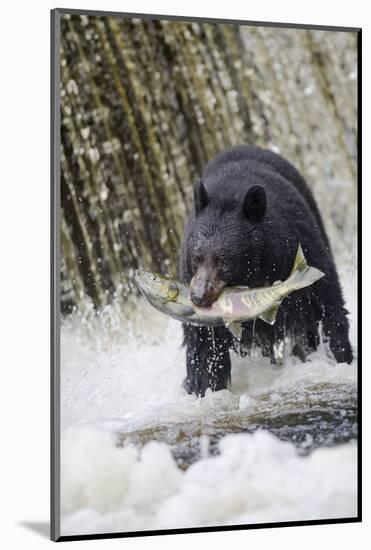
[286,244,325,291]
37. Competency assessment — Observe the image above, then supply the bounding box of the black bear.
[179,145,353,397]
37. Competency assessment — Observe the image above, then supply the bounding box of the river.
[60,263,358,536]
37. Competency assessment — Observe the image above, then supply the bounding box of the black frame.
[51,7,362,542]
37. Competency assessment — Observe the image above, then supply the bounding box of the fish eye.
[151,276,157,281]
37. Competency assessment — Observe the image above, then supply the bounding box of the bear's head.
[187,179,267,307]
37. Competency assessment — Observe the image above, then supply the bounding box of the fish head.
[134,270,179,304]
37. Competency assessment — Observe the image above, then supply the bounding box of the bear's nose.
[191,287,217,308]
[191,292,209,307]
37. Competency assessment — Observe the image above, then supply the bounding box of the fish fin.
[288,244,325,290]
[259,302,281,325]
[290,243,307,275]
[224,320,243,340]
[273,280,282,286]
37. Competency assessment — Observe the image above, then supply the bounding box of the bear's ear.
[242,185,266,222]
[194,178,209,215]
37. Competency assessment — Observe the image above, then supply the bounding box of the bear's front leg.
[322,306,353,364]
[182,324,231,397]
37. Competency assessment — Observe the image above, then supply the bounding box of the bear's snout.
[190,266,225,308]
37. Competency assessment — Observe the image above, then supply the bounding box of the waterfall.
[60,14,357,314]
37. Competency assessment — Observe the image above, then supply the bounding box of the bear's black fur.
[179,145,353,397]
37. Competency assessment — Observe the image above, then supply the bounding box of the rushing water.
[60,266,358,536]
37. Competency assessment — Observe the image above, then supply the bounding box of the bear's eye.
[194,253,204,265]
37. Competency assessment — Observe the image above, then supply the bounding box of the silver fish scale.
[135,244,325,329]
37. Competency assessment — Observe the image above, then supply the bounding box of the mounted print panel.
[51,8,361,542]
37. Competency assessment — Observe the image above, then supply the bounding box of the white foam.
[60,269,358,535]
[61,428,357,535]
[61,312,356,437]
